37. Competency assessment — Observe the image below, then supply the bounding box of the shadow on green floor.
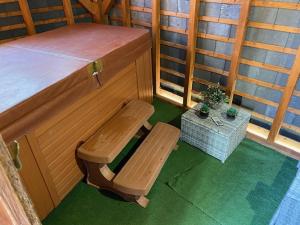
[43,98,297,225]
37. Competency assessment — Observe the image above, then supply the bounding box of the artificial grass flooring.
[43,98,297,225]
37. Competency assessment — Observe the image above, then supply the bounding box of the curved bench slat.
[113,122,180,196]
[78,100,154,164]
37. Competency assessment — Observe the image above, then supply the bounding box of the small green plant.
[227,107,238,118]
[200,104,210,114]
[203,83,227,108]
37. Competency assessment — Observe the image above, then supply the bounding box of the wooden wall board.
[27,63,140,206]
[15,137,54,220]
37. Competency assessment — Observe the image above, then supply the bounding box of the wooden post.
[121,0,131,27]
[226,0,251,104]
[183,0,200,107]
[18,0,36,35]
[62,0,75,25]
[94,0,104,23]
[78,0,104,23]
[103,0,114,15]
[268,47,300,142]
[152,0,161,95]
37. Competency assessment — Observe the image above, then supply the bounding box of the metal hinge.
[88,60,103,87]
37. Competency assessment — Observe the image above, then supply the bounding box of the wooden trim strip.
[200,0,242,4]
[0,23,26,32]
[197,32,235,43]
[184,0,200,107]
[161,54,186,65]
[160,66,185,78]
[121,0,131,26]
[160,25,188,35]
[248,21,300,34]
[252,1,300,10]
[34,18,67,26]
[0,0,18,3]
[152,0,161,95]
[199,16,238,25]
[195,48,231,60]
[234,90,278,107]
[131,19,151,27]
[130,5,152,13]
[62,0,75,25]
[160,40,187,50]
[193,77,226,90]
[244,40,297,55]
[240,58,291,74]
[18,0,36,35]
[195,63,229,76]
[227,0,251,104]
[237,75,285,92]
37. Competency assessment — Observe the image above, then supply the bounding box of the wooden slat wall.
[0,0,93,44]
[108,0,300,157]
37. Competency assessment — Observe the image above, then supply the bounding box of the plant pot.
[198,111,209,118]
[226,114,236,120]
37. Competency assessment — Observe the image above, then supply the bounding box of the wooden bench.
[113,122,180,207]
[77,100,154,188]
[77,101,180,207]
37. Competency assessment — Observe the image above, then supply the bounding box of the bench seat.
[113,122,180,199]
[78,100,154,164]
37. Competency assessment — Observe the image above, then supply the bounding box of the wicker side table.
[181,103,251,163]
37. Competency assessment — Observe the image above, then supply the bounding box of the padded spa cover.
[0,23,151,142]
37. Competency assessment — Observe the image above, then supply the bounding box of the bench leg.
[173,145,179,151]
[84,161,115,189]
[135,196,149,208]
[143,121,153,131]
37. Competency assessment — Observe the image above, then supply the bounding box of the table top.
[182,103,251,138]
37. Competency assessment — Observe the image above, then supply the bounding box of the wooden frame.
[183,0,200,107]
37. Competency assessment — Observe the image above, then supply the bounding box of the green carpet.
[43,98,297,225]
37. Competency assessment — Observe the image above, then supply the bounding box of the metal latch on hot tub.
[88,60,103,87]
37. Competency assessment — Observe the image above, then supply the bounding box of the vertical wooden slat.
[121,0,131,26]
[62,0,74,25]
[78,0,104,23]
[152,0,161,95]
[18,0,36,35]
[226,0,251,104]
[183,0,200,107]
[94,0,104,23]
[268,47,300,142]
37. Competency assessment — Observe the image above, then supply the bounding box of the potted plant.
[203,83,227,109]
[199,104,210,118]
[226,107,238,119]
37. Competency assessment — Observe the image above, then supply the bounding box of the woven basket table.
[181,103,251,163]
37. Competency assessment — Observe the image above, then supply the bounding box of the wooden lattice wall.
[109,0,300,158]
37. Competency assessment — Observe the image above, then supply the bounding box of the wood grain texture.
[136,49,153,103]
[268,47,300,142]
[15,137,54,220]
[62,0,74,25]
[78,100,154,164]
[113,122,180,196]
[18,0,36,35]
[0,164,31,225]
[27,63,139,205]
[152,0,161,95]
[227,0,251,103]
[183,0,200,107]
